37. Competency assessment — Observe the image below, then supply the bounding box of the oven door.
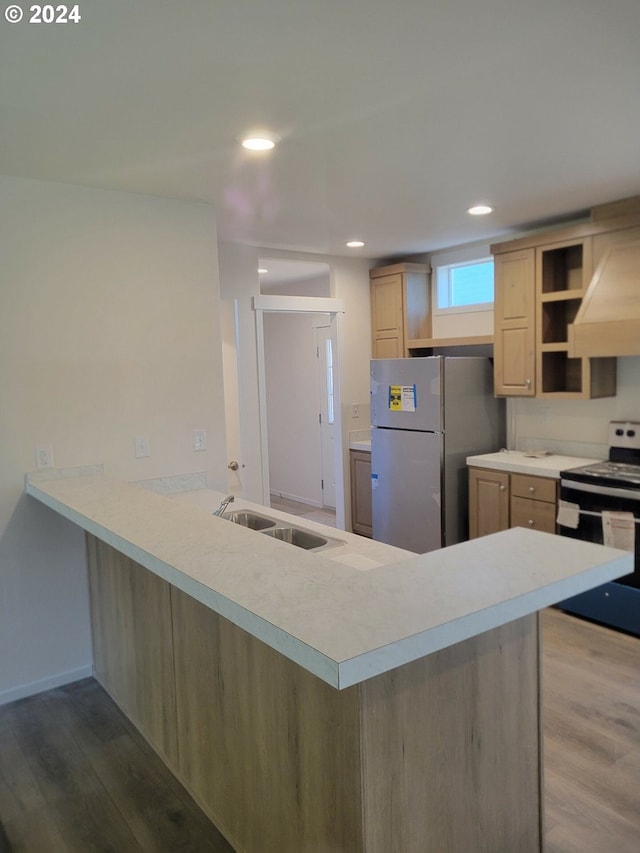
[558,478,639,636]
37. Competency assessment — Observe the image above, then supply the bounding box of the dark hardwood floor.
[0,609,637,851]
[0,679,234,852]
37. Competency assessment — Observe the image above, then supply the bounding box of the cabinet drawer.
[510,496,557,533]
[510,474,556,503]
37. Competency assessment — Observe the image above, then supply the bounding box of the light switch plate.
[134,435,151,458]
[193,429,207,451]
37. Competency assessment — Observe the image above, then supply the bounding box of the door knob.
[228,460,239,471]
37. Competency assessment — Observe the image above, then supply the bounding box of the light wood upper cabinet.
[493,249,535,395]
[490,202,640,398]
[370,272,404,358]
[370,263,429,358]
[535,236,616,398]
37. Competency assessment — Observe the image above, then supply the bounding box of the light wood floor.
[0,609,637,851]
[269,494,337,527]
[542,607,639,852]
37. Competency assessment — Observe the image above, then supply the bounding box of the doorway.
[254,259,346,528]
[315,322,336,509]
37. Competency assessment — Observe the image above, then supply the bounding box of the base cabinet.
[469,467,557,538]
[468,467,510,538]
[87,536,178,767]
[350,449,372,537]
[87,534,543,853]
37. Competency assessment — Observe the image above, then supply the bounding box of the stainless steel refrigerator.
[371,356,504,553]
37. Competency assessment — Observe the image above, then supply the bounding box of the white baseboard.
[270,490,322,509]
[0,664,94,706]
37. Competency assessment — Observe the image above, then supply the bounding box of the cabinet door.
[493,249,535,395]
[371,274,404,358]
[468,467,509,539]
[87,535,179,766]
[350,450,372,537]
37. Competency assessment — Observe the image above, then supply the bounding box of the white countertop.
[467,450,602,478]
[350,439,371,452]
[26,471,631,690]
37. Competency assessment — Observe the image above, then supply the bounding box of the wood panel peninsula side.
[25,472,632,853]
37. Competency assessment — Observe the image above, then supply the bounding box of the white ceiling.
[1,0,639,260]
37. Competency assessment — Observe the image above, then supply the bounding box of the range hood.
[568,239,640,357]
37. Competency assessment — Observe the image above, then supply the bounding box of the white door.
[315,324,336,508]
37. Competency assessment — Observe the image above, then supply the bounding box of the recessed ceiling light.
[258,268,268,274]
[242,137,276,151]
[467,204,493,216]
[346,240,365,248]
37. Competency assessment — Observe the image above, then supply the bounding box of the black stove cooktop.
[562,461,640,488]
[561,420,640,491]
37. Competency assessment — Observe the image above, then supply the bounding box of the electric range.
[558,421,640,636]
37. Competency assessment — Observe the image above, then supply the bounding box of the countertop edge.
[336,551,629,688]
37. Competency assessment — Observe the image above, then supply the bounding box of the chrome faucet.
[213,494,235,516]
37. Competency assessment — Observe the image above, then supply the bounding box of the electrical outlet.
[193,429,207,451]
[134,435,151,458]
[352,404,360,419]
[35,444,54,469]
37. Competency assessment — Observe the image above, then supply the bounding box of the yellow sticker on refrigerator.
[388,384,416,412]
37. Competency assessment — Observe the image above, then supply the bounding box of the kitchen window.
[435,258,494,313]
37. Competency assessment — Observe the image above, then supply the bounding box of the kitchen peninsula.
[26,471,631,853]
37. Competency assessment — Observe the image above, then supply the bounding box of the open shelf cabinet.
[535,238,615,398]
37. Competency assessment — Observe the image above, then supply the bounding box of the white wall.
[508,356,640,458]
[260,273,330,297]
[218,243,372,526]
[0,176,227,703]
[264,313,324,505]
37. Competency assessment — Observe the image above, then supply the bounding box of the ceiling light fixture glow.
[258,268,268,274]
[242,137,276,151]
[346,240,365,248]
[467,204,493,216]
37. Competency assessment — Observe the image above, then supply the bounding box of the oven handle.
[560,478,640,501]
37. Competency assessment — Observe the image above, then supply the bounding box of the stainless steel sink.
[221,508,344,552]
[261,526,327,550]
[261,525,344,552]
[221,510,276,531]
